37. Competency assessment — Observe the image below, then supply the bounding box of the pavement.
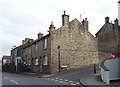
[80,70,120,86]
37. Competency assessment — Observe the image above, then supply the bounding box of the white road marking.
[76,82,80,84]
[54,80,58,81]
[69,81,74,83]
[70,83,77,85]
[49,78,79,85]
[51,79,54,80]
[59,79,63,80]
[10,80,18,84]
[59,81,63,82]
[64,79,68,81]
[4,77,8,79]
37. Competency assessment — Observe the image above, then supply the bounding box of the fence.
[2,63,24,73]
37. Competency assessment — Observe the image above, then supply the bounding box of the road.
[2,72,69,86]
[48,65,98,85]
[1,64,98,86]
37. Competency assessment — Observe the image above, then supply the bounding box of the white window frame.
[43,56,48,66]
[43,38,47,49]
[34,58,39,65]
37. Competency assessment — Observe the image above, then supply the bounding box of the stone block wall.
[96,18,120,60]
[50,18,99,73]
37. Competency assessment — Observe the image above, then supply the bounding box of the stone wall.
[50,16,99,73]
[10,12,101,74]
[96,17,120,60]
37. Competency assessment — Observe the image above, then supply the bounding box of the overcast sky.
[0,0,119,59]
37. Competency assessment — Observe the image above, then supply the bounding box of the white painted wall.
[104,58,119,80]
[100,57,120,84]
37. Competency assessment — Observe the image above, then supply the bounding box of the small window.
[43,56,48,66]
[34,58,39,65]
[43,38,47,49]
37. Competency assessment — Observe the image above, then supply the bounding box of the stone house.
[11,38,34,63]
[23,34,51,73]
[96,17,120,60]
[11,11,99,74]
[50,12,99,73]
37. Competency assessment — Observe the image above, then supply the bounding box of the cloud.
[0,0,118,59]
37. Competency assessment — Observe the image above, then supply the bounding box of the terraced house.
[96,17,120,59]
[11,11,99,74]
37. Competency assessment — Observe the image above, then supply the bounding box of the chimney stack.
[38,32,43,39]
[105,17,110,24]
[114,18,118,25]
[82,18,89,31]
[49,21,55,33]
[62,11,69,26]
[22,40,25,45]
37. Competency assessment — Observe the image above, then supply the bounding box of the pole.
[94,64,96,74]
[58,46,60,72]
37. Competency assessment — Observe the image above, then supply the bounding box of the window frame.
[34,58,39,66]
[43,56,48,66]
[43,38,47,50]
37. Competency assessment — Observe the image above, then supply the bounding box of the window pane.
[35,58,39,65]
[43,56,48,65]
[44,39,47,49]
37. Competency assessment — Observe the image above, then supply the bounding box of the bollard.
[94,64,96,74]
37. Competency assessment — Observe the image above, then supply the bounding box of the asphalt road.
[2,72,69,86]
[1,64,99,86]
[48,65,99,85]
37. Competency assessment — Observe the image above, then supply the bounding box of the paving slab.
[80,72,120,86]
